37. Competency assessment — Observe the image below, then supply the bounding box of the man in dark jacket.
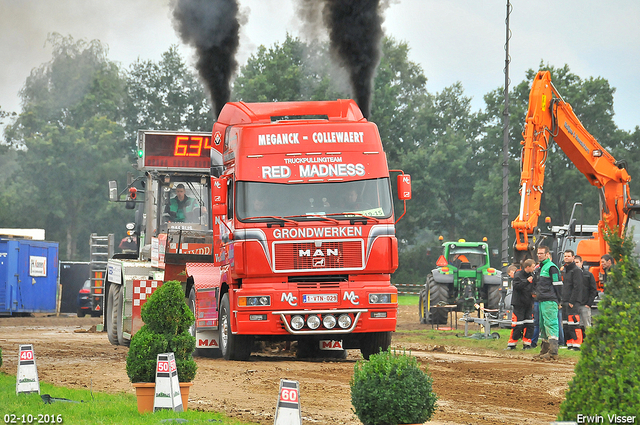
[575,255,598,328]
[561,250,584,351]
[533,246,562,361]
[506,259,536,350]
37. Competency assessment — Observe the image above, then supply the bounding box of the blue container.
[0,238,59,315]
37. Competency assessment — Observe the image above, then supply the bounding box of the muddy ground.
[0,306,576,424]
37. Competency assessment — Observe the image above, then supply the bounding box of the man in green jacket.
[168,184,200,222]
[533,245,563,361]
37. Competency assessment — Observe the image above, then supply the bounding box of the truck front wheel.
[112,284,129,347]
[219,293,252,361]
[360,331,391,360]
[106,285,118,345]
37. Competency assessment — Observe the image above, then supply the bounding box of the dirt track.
[0,306,575,424]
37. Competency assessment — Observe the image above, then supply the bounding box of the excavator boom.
[512,71,633,265]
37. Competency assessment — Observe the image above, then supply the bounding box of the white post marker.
[273,379,301,425]
[153,353,183,412]
[16,344,40,395]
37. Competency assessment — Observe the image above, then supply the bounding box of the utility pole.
[501,0,512,281]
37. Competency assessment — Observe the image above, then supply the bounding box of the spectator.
[506,259,535,350]
[561,250,583,351]
[532,246,563,361]
[531,250,565,349]
[598,254,613,289]
[574,255,598,328]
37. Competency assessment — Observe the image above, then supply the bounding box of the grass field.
[1,373,256,425]
[397,294,419,306]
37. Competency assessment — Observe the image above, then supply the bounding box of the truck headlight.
[307,315,321,330]
[322,314,337,329]
[337,314,352,329]
[291,315,305,330]
[239,296,271,307]
[369,293,395,304]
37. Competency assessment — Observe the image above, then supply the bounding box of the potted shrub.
[350,349,437,425]
[125,280,197,413]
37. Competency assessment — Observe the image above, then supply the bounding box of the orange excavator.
[511,70,640,288]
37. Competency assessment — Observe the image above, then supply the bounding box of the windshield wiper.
[284,214,341,224]
[324,212,380,224]
[242,216,299,227]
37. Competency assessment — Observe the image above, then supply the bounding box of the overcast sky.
[1,0,638,131]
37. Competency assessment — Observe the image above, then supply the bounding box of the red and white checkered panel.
[131,280,163,334]
[186,263,222,290]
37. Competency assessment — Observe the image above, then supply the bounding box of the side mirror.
[397,174,412,200]
[109,181,118,202]
[211,177,227,216]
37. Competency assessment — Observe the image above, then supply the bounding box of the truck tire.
[112,284,129,347]
[77,308,86,318]
[106,285,118,345]
[219,293,252,361]
[189,287,221,358]
[427,274,449,325]
[360,331,391,360]
[487,285,501,310]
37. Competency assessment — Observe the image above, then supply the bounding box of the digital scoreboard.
[137,131,213,171]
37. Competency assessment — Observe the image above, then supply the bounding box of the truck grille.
[273,240,363,272]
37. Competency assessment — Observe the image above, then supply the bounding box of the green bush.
[350,349,437,425]
[125,280,197,383]
[558,230,640,419]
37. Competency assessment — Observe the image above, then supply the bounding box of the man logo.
[299,249,339,257]
[281,292,297,306]
[313,258,325,267]
[344,291,359,305]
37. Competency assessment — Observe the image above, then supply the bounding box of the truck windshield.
[236,178,393,220]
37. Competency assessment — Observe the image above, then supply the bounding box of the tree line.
[1,33,638,284]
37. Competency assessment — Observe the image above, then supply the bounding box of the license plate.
[303,293,338,303]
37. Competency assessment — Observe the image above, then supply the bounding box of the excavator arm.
[512,71,632,264]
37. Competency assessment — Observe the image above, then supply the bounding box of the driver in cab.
[167,184,200,222]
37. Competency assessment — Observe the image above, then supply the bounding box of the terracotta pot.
[132,382,155,413]
[132,382,194,413]
[179,382,193,410]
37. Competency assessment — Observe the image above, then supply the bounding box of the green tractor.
[419,239,503,324]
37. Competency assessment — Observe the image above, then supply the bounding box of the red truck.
[105,99,411,360]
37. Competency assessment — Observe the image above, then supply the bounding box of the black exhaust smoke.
[172,0,240,119]
[321,0,384,119]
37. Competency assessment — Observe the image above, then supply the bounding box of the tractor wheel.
[418,288,428,324]
[360,331,392,360]
[189,287,221,358]
[427,274,449,325]
[219,293,252,361]
[487,285,501,310]
[106,284,118,345]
